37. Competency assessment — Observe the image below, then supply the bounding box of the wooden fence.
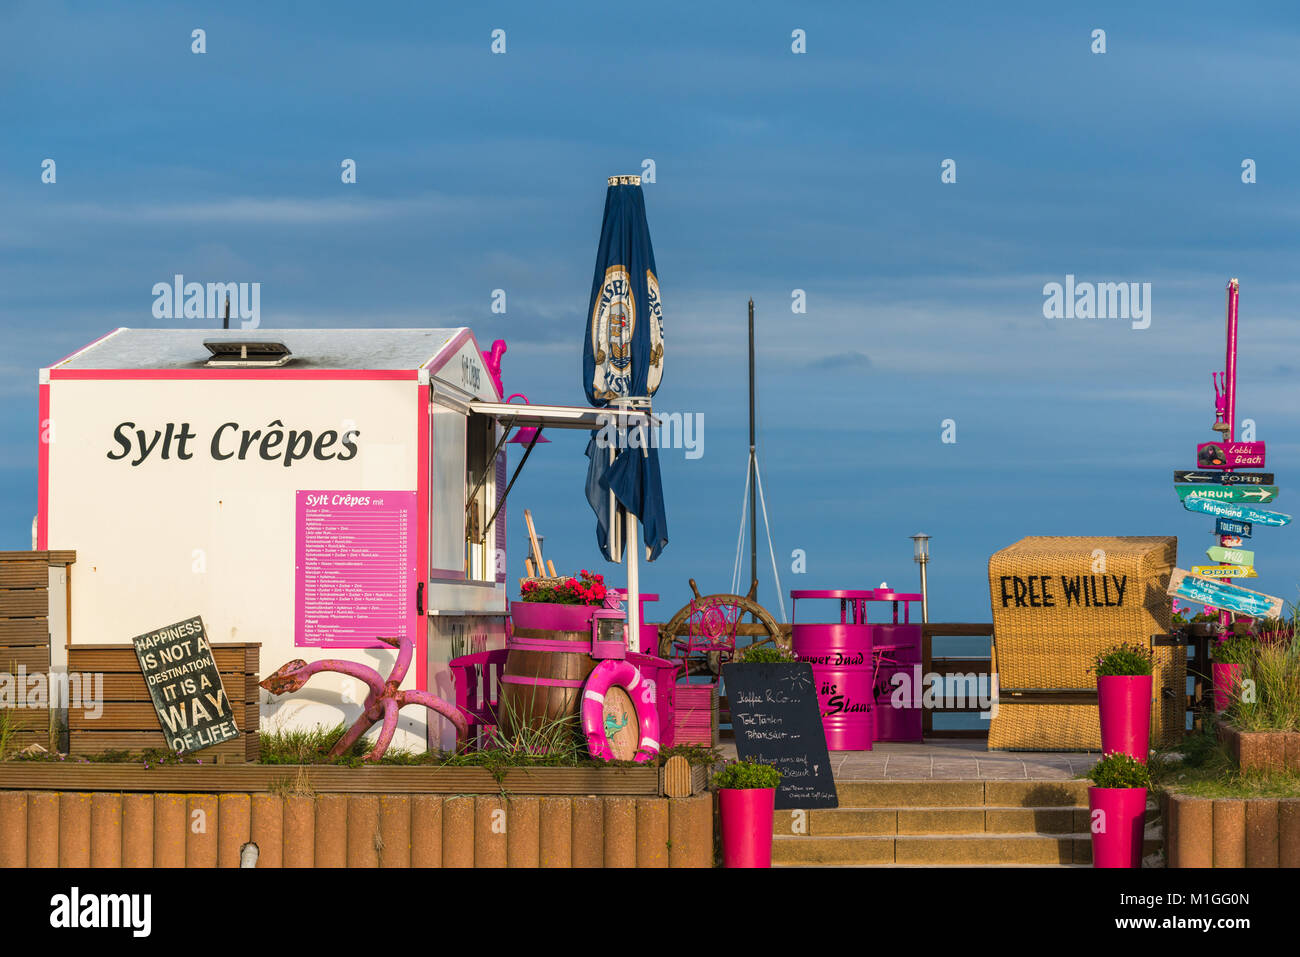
[67,644,260,763]
[921,623,994,739]
[0,551,75,752]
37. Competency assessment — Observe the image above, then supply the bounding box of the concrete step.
[833,779,1090,808]
[775,804,1160,837]
[772,833,1163,866]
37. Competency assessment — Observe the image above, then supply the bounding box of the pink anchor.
[260,634,467,761]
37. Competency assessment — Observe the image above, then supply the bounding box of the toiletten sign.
[131,616,240,755]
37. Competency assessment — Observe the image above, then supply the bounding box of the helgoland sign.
[1182,497,1291,527]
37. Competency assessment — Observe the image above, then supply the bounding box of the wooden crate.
[0,551,71,753]
[673,684,718,747]
[67,643,260,763]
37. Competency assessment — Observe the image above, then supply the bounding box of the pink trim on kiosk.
[416,384,430,692]
[36,383,50,550]
[48,368,419,381]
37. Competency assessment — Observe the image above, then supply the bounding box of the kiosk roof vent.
[202,339,293,367]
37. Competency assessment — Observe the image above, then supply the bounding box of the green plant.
[711,760,781,790]
[0,711,16,761]
[1211,632,1256,665]
[1148,725,1300,797]
[658,744,722,766]
[1091,641,1154,677]
[739,645,797,664]
[1089,751,1151,789]
[1230,635,1300,732]
[481,687,587,760]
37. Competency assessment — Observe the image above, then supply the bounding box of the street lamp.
[910,533,930,624]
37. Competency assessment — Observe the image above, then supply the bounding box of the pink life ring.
[582,659,660,763]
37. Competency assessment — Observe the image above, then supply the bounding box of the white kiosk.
[39,328,514,752]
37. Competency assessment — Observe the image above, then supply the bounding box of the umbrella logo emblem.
[591,265,636,399]
[646,269,665,393]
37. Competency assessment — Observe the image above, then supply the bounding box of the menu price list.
[295,490,417,648]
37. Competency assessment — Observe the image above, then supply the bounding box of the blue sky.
[4,1,1300,635]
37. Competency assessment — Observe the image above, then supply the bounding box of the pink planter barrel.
[510,600,600,632]
[1088,787,1148,868]
[719,788,775,868]
[1097,675,1152,763]
[1212,662,1242,712]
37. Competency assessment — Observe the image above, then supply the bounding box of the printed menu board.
[295,490,417,648]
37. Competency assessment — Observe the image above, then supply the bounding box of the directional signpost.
[1175,485,1277,503]
[1182,497,1291,527]
[1175,470,1274,486]
[1174,280,1289,635]
[1168,569,1283,619]
[1215,518,1251,538]
[1191,564,1256,578]
[1206,545,1254,566]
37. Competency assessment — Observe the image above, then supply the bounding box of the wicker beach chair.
[986,536,1184,751]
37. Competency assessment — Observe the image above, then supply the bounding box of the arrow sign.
[1167,569,1283,619]
[1197,442,1266,469]
[1191,564,1257,578]
[1175,470,1274,485]
[1176,485,1278,503]
[1206,545,1255,566]
[1183,497,1292,526]
[1215,518,1252,538]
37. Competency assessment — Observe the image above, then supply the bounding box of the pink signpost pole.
[1218,280,1239,634]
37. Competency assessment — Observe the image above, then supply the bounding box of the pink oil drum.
[791,592,875,751]
[871,620,923,743]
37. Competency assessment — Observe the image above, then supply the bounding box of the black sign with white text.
[131,616,240,755]
[723,662,838,809]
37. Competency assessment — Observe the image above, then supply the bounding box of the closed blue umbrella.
[582,176,668,647]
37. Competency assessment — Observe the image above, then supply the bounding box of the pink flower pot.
[1097,674,1152,763]
[510,600,598,632]
[719,788,775,868]
[1212,662,1242,713]
[1088,786,1148,868]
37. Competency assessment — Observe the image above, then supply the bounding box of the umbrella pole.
[626,508,641,654]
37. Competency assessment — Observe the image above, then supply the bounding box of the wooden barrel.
[500,627,597,737]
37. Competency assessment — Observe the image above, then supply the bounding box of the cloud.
[36,192,495,226]
[808,351,872,371]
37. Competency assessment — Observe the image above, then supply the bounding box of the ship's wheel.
[659,578,789,681]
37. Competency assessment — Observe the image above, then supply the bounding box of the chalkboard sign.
[131,616,241,755]
[722,662,838,809]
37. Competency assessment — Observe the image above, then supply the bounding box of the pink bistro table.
[790,589,925,749]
